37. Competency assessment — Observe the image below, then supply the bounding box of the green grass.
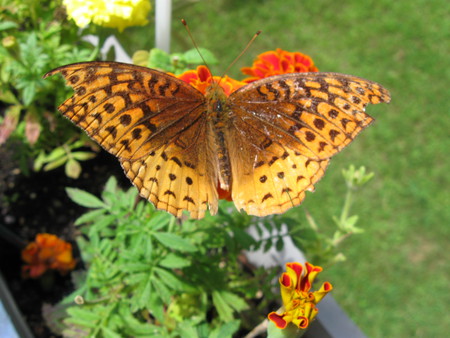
[127,0,449,336]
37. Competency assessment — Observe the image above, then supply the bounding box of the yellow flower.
[63,0,152,32]
[268,262,332,330]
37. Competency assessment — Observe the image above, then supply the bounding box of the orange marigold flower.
[241,48,318,83]
[174,65,246,96]
[21,233,76,278]
[268,262,332,330]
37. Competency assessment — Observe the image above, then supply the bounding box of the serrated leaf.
[212,290,234,322]
[209,320,240,338]
[177,325,199,338]
[66,187,107,208]
[148,289,164,322]
[103,176,118,194]
[147,212,171,231]
[154,267,188,291]
[74,208,107,225]
[159,253,191,269]
[219,291,248,312]
[152,278,171,304]
[153,232,197,252]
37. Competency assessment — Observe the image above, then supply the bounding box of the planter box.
[0,271,33,338]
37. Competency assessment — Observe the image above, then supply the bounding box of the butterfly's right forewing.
[226,72,390,216]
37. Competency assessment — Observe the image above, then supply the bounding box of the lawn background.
[124,0,449,336]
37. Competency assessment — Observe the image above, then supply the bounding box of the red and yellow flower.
[22,233,76,278]
[268,262,332,330]
[175,65,246,96]
[241,48,318,83]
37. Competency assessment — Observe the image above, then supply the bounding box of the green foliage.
[45,168,370,336]
[52,177,264,336]
[0,0,98,175]
[132,47,218,74]
[288,165,374,267]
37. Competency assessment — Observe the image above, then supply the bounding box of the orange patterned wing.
[227,72,391,216]
[44,62,219,218]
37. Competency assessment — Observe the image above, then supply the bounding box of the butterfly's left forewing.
[226,72,390,216]
[45,62,219,218]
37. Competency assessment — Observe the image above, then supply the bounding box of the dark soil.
[0,145,129,337]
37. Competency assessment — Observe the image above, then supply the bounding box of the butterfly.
[44,61,390,219]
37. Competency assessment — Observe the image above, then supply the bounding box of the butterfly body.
[205,84,234,191]
[44,61,390,219]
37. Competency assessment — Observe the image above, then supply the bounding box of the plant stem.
[339,187,353,225]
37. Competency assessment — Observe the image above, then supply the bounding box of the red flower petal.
[268,312,288,329]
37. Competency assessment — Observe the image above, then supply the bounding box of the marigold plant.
[22,233,76,278]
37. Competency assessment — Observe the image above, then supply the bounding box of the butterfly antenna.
[218,30,261,84]
[181,19,213,74]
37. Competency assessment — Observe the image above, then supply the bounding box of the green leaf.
[183,48,218,65]
[159,253,191,269]
[147,212,171,231]
[147,48,172,71]
[152,278,171,304]
[22,81,36,106]
[0,21,18,31]
[66,187,107,208]
[43,154,68,171]
[65,159,82,179]
[101,327,123,338]
[148,290,164,322]
[66,307,102,322]
[177,325,199,338]
[33,150,47,171]
[218,290,248,312]
[154,267,189,291]
[275,237,284,251]
[90,214,117,233]
[209,320,240,338]
[71,151,96,161]
[153,232,197,252]
[231,227,256,248]
[103,176,118,194]
[44,146,67,162]
[74,208,107,226]
[212,290,234,322]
